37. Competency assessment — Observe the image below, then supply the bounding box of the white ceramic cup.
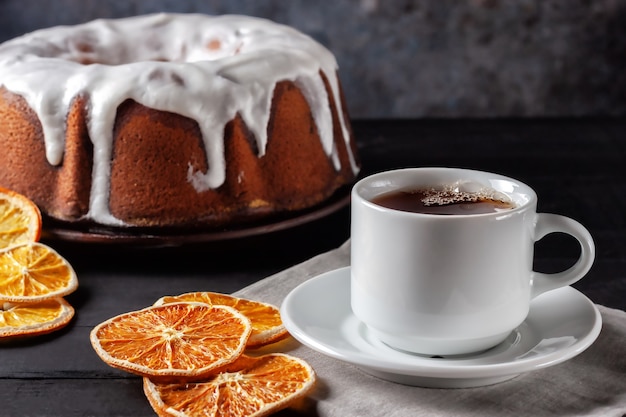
[350,167,595,356]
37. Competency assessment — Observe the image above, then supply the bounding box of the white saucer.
[280,267,602,388]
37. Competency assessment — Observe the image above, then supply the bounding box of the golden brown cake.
[0,14,359,229]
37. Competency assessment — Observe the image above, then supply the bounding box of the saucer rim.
[280,266,602,382]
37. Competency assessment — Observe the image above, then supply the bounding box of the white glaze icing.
[0,13,358,225]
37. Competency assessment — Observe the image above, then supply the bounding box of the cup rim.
[352,167,537,218]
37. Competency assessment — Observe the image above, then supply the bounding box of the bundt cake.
[0,13,359,229]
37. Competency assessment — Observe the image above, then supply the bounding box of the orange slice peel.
[0,187,42,249]
[0,297,74,339]
[0,242,78,303]
[90,302,252,380]
[143,353,316,417]
[155,291,288,348]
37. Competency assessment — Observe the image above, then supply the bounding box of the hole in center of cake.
[63,30,244,66]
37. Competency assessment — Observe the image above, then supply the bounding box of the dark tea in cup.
[372,188,516,215]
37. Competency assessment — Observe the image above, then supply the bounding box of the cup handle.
[531,213,595,299]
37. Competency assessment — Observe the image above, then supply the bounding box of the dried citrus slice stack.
[154,292,288,348]
[144,353,315,417]
[0,242,78,339]
[0,186,42,249]
[0,188,78,340]
[90,302,252,380]
[92,292,316,416]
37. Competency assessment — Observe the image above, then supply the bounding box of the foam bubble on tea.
[372,181,516,215]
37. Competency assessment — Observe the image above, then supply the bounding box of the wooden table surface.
[1,118,624,416]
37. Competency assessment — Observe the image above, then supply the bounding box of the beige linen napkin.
[235,241,626,417]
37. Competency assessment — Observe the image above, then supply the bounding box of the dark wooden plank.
[0,378,312,416]
[0,379,153,417]
[0,326,120,378]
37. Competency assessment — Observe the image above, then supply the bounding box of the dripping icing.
[0,13,358,226]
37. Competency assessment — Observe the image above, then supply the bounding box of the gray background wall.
[0,0,624,118]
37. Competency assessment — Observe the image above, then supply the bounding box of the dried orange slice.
[143,353,316,417]
[0,242,78,303]
[0,298,74,339]
[90,302,252,380]
[155,292,288,348]
[0,187,42,249]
